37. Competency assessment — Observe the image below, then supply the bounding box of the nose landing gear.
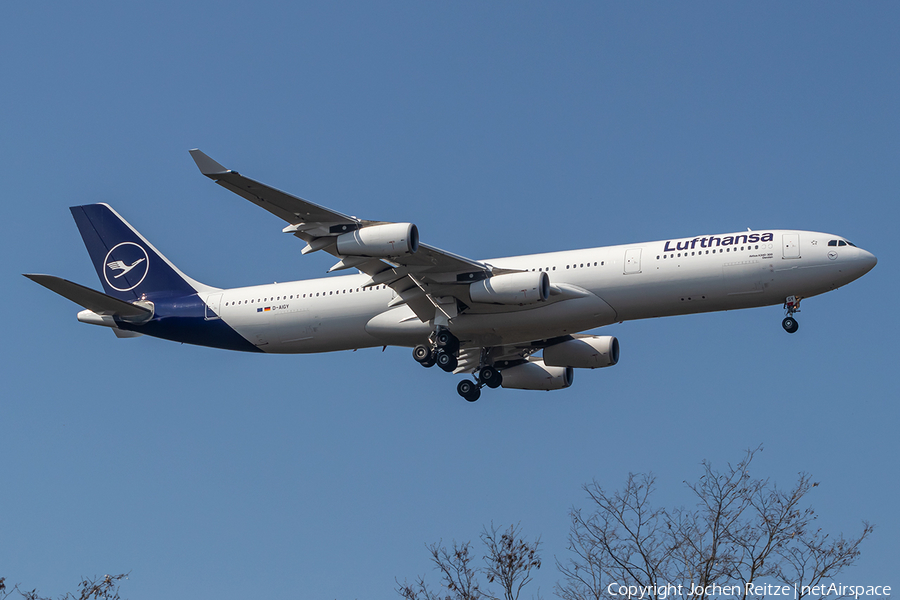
[782,296,801,333]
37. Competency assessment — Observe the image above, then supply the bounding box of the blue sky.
[2,3,897,598]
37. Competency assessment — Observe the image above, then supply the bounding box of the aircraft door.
[782,234,801,259]
[204,293,222,320]
[624,248,642,274]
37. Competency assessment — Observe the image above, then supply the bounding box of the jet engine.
[469,271,550,305]
[335,223,419,257]
[543,335,619,369]
[500,359,574,391]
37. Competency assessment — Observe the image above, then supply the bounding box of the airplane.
[25,150,878,401]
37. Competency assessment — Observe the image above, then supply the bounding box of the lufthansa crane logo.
[104,242,150,292]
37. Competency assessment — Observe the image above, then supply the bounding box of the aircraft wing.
[190,149,366,230]
[190,150,512,322]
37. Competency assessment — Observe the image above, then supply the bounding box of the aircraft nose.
[858,249,877,273]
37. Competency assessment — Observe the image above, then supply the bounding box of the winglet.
[189,149,231,177]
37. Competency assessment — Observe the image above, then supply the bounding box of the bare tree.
[482,524,542,600]
[397,524,542,600]
[0,574,128,600]
[397,540,484,600]
[556,447,872,600]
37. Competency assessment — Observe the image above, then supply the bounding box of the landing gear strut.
[782,296,800,334]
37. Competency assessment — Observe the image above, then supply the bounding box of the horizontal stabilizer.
[24,274,152,318]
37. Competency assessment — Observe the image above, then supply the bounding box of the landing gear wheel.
[436,330,460,353]
[457,379,481,402]
[413,344,432,363]
[479,366,502,389]
[436,350,459,372]
[782,317,799,334]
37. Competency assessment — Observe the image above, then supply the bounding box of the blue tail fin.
[70,203,207,301]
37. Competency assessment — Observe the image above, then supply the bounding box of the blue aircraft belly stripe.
[119,315,262,352]
[116,295,262,352]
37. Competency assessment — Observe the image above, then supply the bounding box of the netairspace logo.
[606,582,892,600]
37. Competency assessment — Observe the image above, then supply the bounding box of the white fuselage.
[204,230,876,354]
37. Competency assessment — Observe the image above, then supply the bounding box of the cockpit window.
[828,240,837,246]
[838,240,847,246]
[846,240,857,247]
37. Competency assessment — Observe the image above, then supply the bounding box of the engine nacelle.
[335,223,419,257]
[500,359,574,391]
[543,335,619,369]
[469,271,550,305]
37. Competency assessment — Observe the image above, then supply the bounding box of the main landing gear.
[413,328,460,372]
[782,296,801,334]
[412,329,502,402]
[456,366,503,402]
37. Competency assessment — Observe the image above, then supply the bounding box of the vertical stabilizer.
[70,203,213,301]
